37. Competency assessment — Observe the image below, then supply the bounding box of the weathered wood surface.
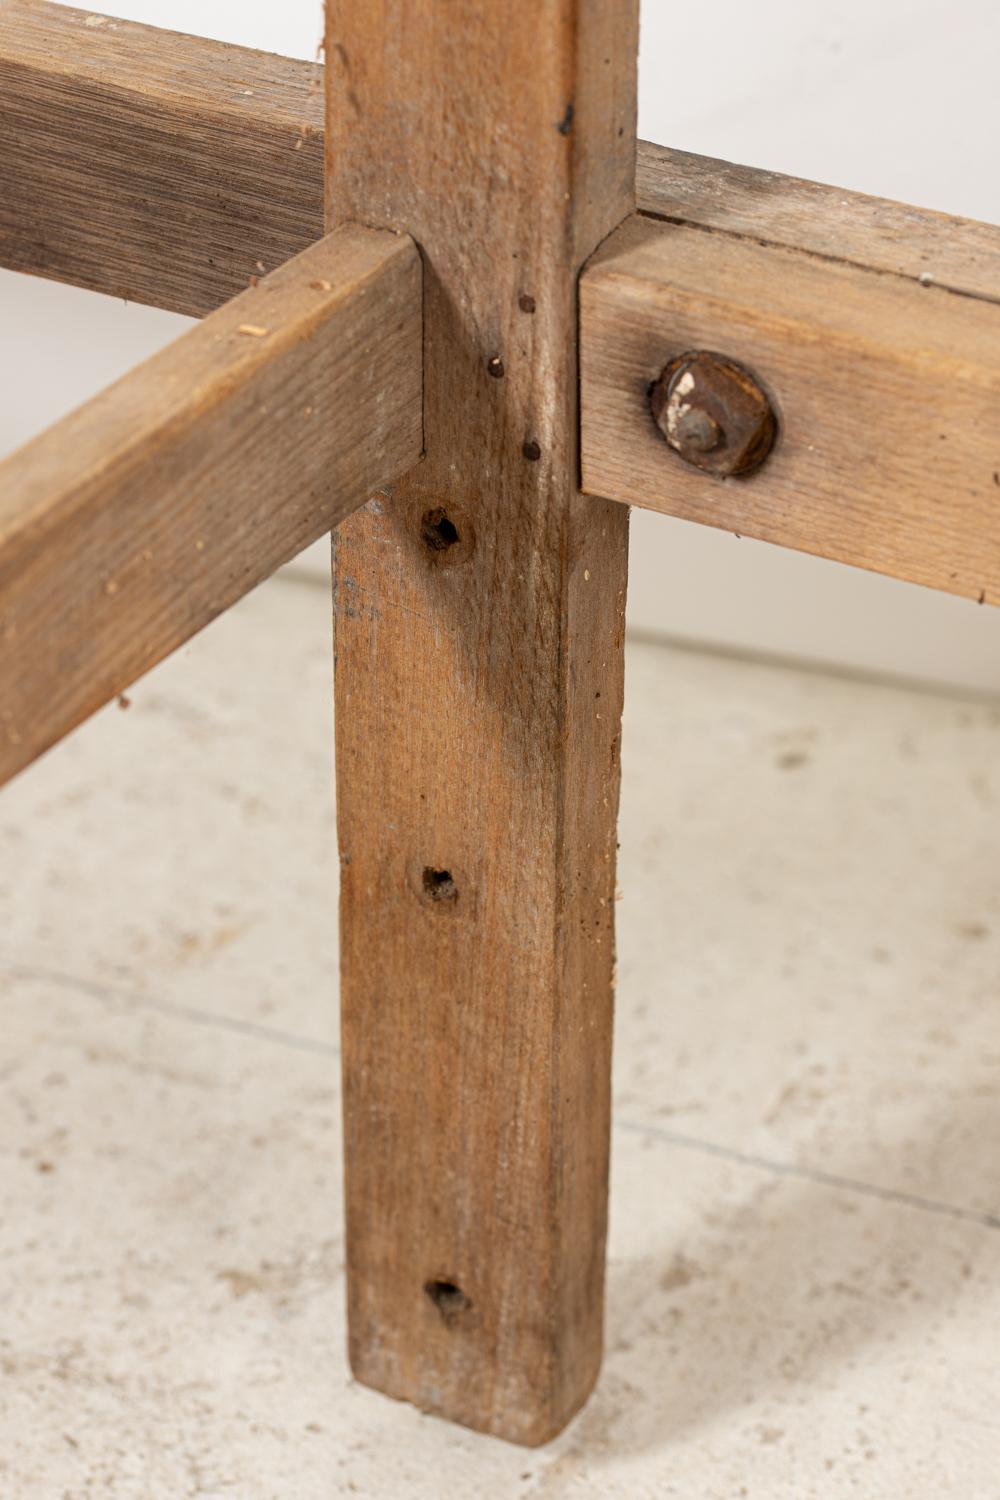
[0,225,422,785]
[327,0,637,1447]
[9,4,999,317]
[0,0,324,316]
[580,213,1000,604]
[637,141,1000,303]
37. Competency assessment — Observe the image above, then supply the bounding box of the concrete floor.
[2,569,999,1497]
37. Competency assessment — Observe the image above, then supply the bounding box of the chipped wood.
[580,212,1000,604]
[5,3,998,321]
[0,0,325,316]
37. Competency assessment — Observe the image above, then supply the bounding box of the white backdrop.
[6,0,1000,692]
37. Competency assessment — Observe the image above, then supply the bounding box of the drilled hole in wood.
[422,867,458,904]
[420,508,459,552]
[424,1279,471,1325]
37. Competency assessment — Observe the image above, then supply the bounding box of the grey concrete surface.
[2,572,998,1497]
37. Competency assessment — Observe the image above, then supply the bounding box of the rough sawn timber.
[326,0,638,1446]
[0,225,422,784]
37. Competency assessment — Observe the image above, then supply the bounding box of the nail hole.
[522,440,541,462]
[424,1279,471,1325]
[420,508,459,552]
[486,355,505,379]
[518,293,536,314]
[422,867,458,904]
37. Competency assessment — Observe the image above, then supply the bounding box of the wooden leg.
[326,0,638,1445]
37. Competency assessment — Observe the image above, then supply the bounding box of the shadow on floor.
[567,1090,1000,1464]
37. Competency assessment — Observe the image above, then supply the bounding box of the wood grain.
[0,225,421,785]
[581,213,1000,604]
[0,0,324,317]
[327,0,637,1447]
[6,2,998,319]
[637,141,1000,303]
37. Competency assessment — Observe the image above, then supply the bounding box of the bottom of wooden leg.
[346,1325,602,1448]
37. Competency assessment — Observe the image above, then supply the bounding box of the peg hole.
[416,502,475,569]
[425,1279,471,1325]
[421,508,459,552]
[422,867,458,905]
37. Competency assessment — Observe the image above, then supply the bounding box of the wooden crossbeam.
[0,225,422,785]
[5,0,999,320]
[0,0,324,316]
[581,202,1000,606]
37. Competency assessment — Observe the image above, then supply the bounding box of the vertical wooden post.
[326,0,637,1445]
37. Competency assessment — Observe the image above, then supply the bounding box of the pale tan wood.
[0,0,324,316]
[636,142,1000,303]
[581,212,1000,604]
[0,225,422,785]
[326,0,637,1447]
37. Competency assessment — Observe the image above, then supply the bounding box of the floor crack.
[7,966,339,1059]
[617,1117,1000,1231]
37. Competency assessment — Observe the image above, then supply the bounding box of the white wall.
[7,0,1000,693]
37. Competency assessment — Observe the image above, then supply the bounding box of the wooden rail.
[0,224,422,784]
[0,0,325,316]
[635,140,1000,302]
[581,213,1000,606]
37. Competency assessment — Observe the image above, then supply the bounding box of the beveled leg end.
[345,1268,605,1446]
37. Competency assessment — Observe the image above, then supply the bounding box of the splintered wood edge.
[635,141,1000,305]
[0,224,422,784]
[0,0,326,316]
